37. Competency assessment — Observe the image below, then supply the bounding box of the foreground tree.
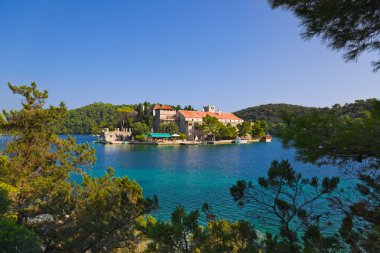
[278,100,380,252]
[144,206,259,253]
[0,83,157,251]
[0,83,95,226]
[268,0,380,71]
[230,160,340,251]
[144,206,206,253]
[43,168,157,252]
[0,188,41,252]
[204,219,258,253]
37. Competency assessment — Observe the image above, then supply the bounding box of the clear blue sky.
[0,0,379,112]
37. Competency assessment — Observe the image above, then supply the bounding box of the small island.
[99,104,270,145]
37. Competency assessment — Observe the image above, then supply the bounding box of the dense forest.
[234,104,318,124]
[59,102,198,134]
[234,99,376,124]
[59,103,119,134]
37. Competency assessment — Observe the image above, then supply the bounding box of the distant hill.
[60,101,153,134]
[335,99,376,118]
[234,99,376,124]
[234,104,318,124]
[60,102,119,134]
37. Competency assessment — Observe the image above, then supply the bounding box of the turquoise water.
[1,135,354,234]
[79,136,353,232]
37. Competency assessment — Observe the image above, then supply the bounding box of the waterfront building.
[101,128,131,143]
[152,104,243,140]
[176,105,244,140]
[152,105,177,132]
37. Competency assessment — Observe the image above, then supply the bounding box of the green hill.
[234,104,318,124]
[234,99,376,124]
[60,102,119,134]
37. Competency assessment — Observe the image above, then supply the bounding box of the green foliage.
[145,206,206,253]
[217,124,237,140]
[117,106,136,129]
[234,100,375,126]
[278,99,380,251]
[234,104,318,125]
[251,120,269,138]
[136,102,153,128]
[0,184,41,252]
[159,122,179,134]
[1,83,95,227]
[199,115,223,140]
[135,134,147,142]
[302,225,341,253]
[199,116,238,140]
[0,83,157,252]
[44,168,158,252]
[268,0,380,71]
[179,133,187,140]
[0,219,42,253]
[236,121,252,138]
[204,219,258,253]
[0,113,6,129]
[170,104,195,111]
[262,233,301,253]
[230,160,340,249]
[144,206,259,253]
[0,188,11,215]
[183,105,195,111]
[132,122,151,136]
[60,102,118,134]
[278,100,380,165]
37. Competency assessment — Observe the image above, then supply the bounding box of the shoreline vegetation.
[98,139,261,145]
[56,99,376,135]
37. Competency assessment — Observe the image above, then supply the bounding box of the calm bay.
[0,135,353,234]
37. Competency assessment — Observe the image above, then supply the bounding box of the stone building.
[101,128,132,143]
[176,105,244,140]
[152,104,244,140]
[152,105,177,132]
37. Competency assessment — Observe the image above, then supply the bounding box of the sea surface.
[1,135,355,234]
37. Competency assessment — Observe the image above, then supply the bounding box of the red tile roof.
[153,105,175,110]
[178,110,243,121]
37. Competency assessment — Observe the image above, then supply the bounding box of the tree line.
[53,98,375,137]
[234,100,376,125]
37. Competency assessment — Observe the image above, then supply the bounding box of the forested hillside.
[59,102,197,134]
[234,99,376,124]
[234,104,318,124]
[59,103,119,134]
